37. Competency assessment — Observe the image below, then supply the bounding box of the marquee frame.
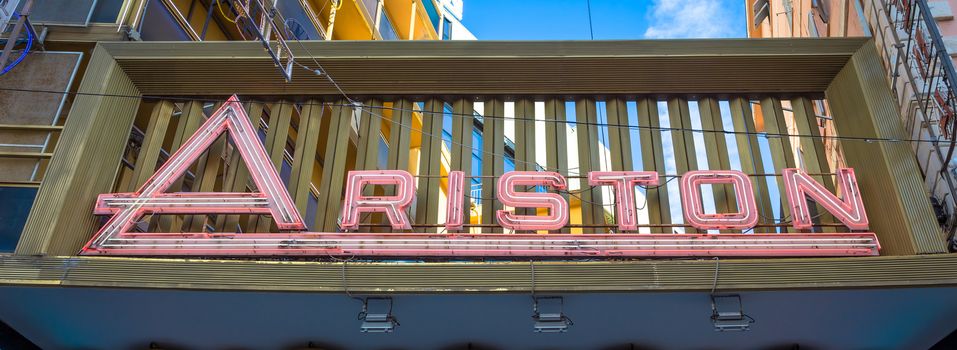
[4,38,949,292]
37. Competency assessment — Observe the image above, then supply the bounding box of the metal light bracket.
[359,297,399,333]
[711,294,754,332]
[532,296,572,333]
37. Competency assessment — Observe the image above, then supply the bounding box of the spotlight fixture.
[358,297,399,333]
[532,296,573,333]
[710,294,754,332]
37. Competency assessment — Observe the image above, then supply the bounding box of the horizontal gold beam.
[0,151,52,159]
[98,38,869,96]
[0,124,63,131]
[0,180,41,188]
[43,23,129,43]
[1,254,957,293]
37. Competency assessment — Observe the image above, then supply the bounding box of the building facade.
[1,2,957,349]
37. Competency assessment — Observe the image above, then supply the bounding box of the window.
[0,186,37,252]
[504,155,515,173]
[306,189,318,230]
[442,18,452,40]
[280,159,292,185]
[377,135,388,170]
[807,12,820,37]
[811,0,829,23]
[471,129,483,201]
[276,0,323,40]
[379,12,399,41]
[22,0,96,26]
[360,0,378,21]
[442,104,453,149]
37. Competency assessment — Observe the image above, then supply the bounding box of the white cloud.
[643,0,739,39]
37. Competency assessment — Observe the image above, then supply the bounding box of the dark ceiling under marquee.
[1,285,955,349]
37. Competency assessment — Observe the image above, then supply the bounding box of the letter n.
[783,168,869,230]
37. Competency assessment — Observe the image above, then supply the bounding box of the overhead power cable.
[0,86,948,147]
[0,12,34,77]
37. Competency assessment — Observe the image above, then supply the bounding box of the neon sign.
[81,95,880,257]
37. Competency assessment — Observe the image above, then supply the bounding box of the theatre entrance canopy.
[3,38,957,348]
[7,37,953,281]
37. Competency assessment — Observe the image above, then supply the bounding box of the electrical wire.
[26,0,889,160]
[2,80,919,225]
[216,0,238,24]
[0,12,33,77]
[0,77,928,208]
[2,85,941,148]
[340,260,366,304]
[586,0,595,40]
[710,257,720,294]
[3,7,945,206]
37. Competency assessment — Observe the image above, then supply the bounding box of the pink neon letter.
[339,170,415,231]
[680,170,759,230]
[445,171,466,231]
[82,95,306,253]
[783,168,869,230]
[588,171,658,231]
[495,172,569,231]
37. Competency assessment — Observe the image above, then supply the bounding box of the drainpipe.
[408,0,416,40]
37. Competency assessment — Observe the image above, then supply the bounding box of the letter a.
[83,95,305,252]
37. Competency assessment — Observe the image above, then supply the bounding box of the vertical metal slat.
[289,101,324,224]
[450,98,475,231]
[251,101,294,232]
[637,98,671,227]
[482,98,505,233]
[128,100,175,191]
[316,101,354,232]
[385,99,414,230]
[699,97,737,232]
[606,98,634,171]
[354,99,385,227]
[544,99,569,233]
[415,99,445,228]
[760,97,797,232]
[792,96,836,232]
[575,98,605,232]
[667,97,699,233]
[158,100,206,232]
[185,101,226,233]
[514,98,536,217]
[729,97,774,232]
[217,102,264,232]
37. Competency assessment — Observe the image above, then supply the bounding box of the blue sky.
[461,0,747,40]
